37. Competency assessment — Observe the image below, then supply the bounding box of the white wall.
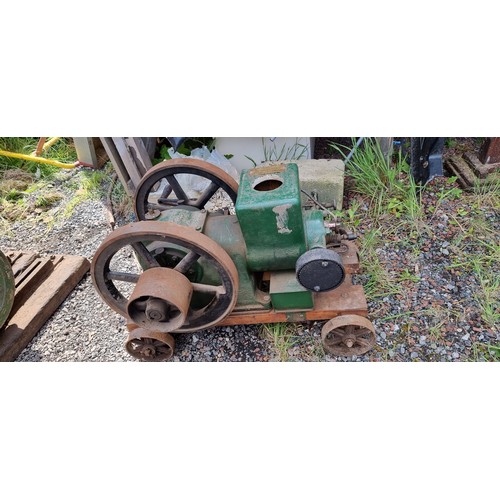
[215,137,314,173]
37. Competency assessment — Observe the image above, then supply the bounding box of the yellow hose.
[42,137,61,151]
[0,150,77,169]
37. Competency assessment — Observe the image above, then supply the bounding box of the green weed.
[471,343,500,362]
[260,322,300,362]
[472,262,500,328]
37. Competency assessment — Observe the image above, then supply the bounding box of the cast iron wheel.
[125,329,175,362]
[91,221,239,332]
[0,249,15,329]
[321,314,376,357]
[134,158,239,221]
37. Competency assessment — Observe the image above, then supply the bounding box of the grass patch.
[260,322,300,361]
[472,262,500,328]
[110,174,133,218]
[357,228,402,301]
[61,168,110,219]
[471,343,500,362]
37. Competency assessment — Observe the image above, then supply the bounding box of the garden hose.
[0,150,93,169]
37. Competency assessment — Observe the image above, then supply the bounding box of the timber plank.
[11,256,59,316]
[0,254,90,361]
[100,137,133,196]
[217,276,367,327]
[112,137,143,189]
[11,253,39,276]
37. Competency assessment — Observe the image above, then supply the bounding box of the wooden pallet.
[0,252,90,361]
[445,154,500,189]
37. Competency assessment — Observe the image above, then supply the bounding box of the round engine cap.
[295,248,345,292]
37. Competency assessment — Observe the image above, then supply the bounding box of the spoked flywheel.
[91,221,239,333]
[134,158,239,221]
[0,249,15,329]
[321,314,376,357]
[125,328,175,362]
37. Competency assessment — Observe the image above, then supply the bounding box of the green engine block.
[157,162,331,312]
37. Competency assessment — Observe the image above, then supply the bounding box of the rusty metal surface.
[127,267,192,332]
[333,240,360,274]
[125,328,175,361]
[321,314,376,356]
[91,221,239,332]
[134,158,239,221]
[479,138,500,164]
[218,275,367,326]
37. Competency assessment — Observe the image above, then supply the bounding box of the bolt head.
[321,261,329,267]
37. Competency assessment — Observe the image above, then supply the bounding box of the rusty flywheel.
[321,314,376,357]
[91,221,239,333]
[134,158,239,221]
[125,328,175,362]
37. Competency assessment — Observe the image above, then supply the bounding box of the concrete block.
[262,159,345,209]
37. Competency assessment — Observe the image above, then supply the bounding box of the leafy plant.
[398,269,420,283]
[154,137,217,164]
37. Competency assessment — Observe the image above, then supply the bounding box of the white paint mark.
[272,204,292,234]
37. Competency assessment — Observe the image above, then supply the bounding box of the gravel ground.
[1,151,498,362]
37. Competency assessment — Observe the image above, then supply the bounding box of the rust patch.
[249,164,286,176]
[272,204,292,234]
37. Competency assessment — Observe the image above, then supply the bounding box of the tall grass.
[331,138,422,221]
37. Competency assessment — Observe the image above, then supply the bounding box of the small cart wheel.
[321,315,376,357]
[125,329,175,362]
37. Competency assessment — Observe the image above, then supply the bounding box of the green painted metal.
[0,249,15,329]
[203,214,270,309]
[148,163,330,312]
[157,208,207,232]
[154,210,269,309]
[269,270,313,310]
[303,209,327,249]
[235,163,307,272]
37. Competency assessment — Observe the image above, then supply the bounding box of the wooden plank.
[445,157,477,188]
[112,137,143,189]
[73,137,98,167]
[10,253,39,276]
[0,255,90,362]
[125,137,153,174]
[463,152,500,178]
[12,256,59,315]
[217,276,367,327]
[100,137,133,196]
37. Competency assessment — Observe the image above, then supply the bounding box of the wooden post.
[73,137,98,167]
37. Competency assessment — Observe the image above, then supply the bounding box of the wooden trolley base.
[217,275,367,327]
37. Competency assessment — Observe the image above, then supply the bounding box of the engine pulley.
[295,248,345,292]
